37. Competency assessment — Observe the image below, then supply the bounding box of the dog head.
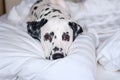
[27,0,83,60]
[27,18,83,60]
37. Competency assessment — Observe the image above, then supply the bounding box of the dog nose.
[52,53,64,60]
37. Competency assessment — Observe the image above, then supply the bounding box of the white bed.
[0,0,120,80]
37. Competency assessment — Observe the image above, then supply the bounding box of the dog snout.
[52,53,64,60]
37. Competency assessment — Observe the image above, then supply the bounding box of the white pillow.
[18,33,97,80]
[97,31,120,71]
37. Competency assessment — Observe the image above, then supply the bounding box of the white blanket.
[68,0,120,71]
[0,21,97,80]
[97,31,120,71]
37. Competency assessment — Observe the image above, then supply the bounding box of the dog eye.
[62,34,70,41]
[44,33,52,42]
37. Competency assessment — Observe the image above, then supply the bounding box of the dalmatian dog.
[27,0,83,60]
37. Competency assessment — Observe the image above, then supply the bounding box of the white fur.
[40,18,73,59]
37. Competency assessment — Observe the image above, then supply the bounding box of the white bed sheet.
[97,65,120,80]
[1,0,120,79]
[0,15,96,80]
[0,14,120,80]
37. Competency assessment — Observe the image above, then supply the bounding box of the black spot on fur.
[46,57,50,60]
[69,22,83,41]
[52,15,60,18]
[54,36,57,39]
[34,13,38,19]
[52,42,54,45]
[35,0,43,4]
[59,17,65,19]
[50,52,52,56]
[47,4,50,6]
[45,8,49,11]
[27,18,48,41]
[31,11,34,15]
[62,32,70,41]
[44,33,52,42]
[34,6,38,10]
[44,32,54,42]
[40,15,43,18]
[52,16,57,18]
[44,11,51,16]
[53,47,59,52]
[52,9,62,13]
[60,48,63,51]
[50,32,54,36]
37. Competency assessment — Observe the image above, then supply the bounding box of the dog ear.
[27,18,48,41]
[69,22,83,41]
[50,0,69,11]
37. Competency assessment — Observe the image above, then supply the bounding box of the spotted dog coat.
[27,0,83,60]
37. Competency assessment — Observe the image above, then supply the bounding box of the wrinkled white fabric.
[67,0,120,72]
[68,0,120,43]
[97,31,120,71]
[1,0,120,80]
[0,21,97,80]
